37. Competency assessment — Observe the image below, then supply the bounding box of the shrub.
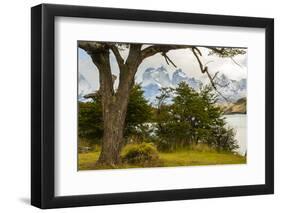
[211,127,239,152]
[121,143,160,165]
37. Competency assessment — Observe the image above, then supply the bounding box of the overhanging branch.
[109,45,124,67]
[78,41,114,96]
[191,47,228,101]
[230,57,243,68]
[141,44,191,61]
[161,52,177,68]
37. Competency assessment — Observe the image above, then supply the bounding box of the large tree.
[78,84,152,141]
[79,41,245,166]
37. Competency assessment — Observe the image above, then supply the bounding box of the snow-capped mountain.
[214,74,247,102]
[78,65,247,104]
[172,69,203,91]
[141,66,172,103]
[78,73,93,102]
[141,66,203,103]
[141,66,247,104]
[142,66,171,88]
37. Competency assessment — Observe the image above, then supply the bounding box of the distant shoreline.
[224,112,247,115]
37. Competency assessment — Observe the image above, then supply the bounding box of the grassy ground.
[78,149,246,170]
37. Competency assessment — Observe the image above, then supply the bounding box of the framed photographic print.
[31,3,274,209]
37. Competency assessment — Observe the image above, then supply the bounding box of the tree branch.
[141,44,191,61]
[125,44,142,66]
[140,45,240,101]
[212,71,220,81]
[230,57,243,68]
[206,47,246,57]
[109,45,125,67]
[78,41,114,96]
[207,47,225,55]
[79,41,246,102]
[191,47,206,73]
[161,52,177,68]
[78,41,106,54]
[191,47,228,101]
[116,44,142,101]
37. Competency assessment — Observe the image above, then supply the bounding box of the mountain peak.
[213,74,247,103]
[157,65,166,71]
[144,67,155,73]
[174,68,183,73]
[142,66,171,88]
[172,69,202,90]
[172,68,187,80]
[141,66,204,103]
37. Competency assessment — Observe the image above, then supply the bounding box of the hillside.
[219,97,247,114]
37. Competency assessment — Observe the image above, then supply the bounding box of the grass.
[78,149,246,170]
[78,151,100,170]
[159,150,246,167]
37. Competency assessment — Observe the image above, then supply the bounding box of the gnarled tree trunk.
[97,101,127,165]
[80,43,141,166]
[97,70,137,165]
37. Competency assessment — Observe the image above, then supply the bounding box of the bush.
[210,127,239,152]
[121,143,160,165]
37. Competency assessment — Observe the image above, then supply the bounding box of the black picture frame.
[31,3,274,209]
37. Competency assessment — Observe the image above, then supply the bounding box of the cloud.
[79,46,247,91]
[78,50,99,91]
[78,48,121,91]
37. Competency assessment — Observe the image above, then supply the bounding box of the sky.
[78,44,247,92]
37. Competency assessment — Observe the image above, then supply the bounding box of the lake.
[224,114,247,156]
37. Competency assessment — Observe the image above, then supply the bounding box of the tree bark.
[97,100,127,165]
[80,43,141,166]
[97,67,137,166]
[95,45,141,166]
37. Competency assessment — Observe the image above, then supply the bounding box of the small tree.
[155,83,239,152]
[199,85,239,151]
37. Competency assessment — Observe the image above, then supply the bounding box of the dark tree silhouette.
[79,41,245,166]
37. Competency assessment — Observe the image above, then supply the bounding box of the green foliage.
[208,126,239,152]
[208,48,246,58]
[79,81,239,154]
[121,143,160,165]
[78,100,103,142]
[155,82,239,152]
[78,84,152,142]
[125,84,153,138]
